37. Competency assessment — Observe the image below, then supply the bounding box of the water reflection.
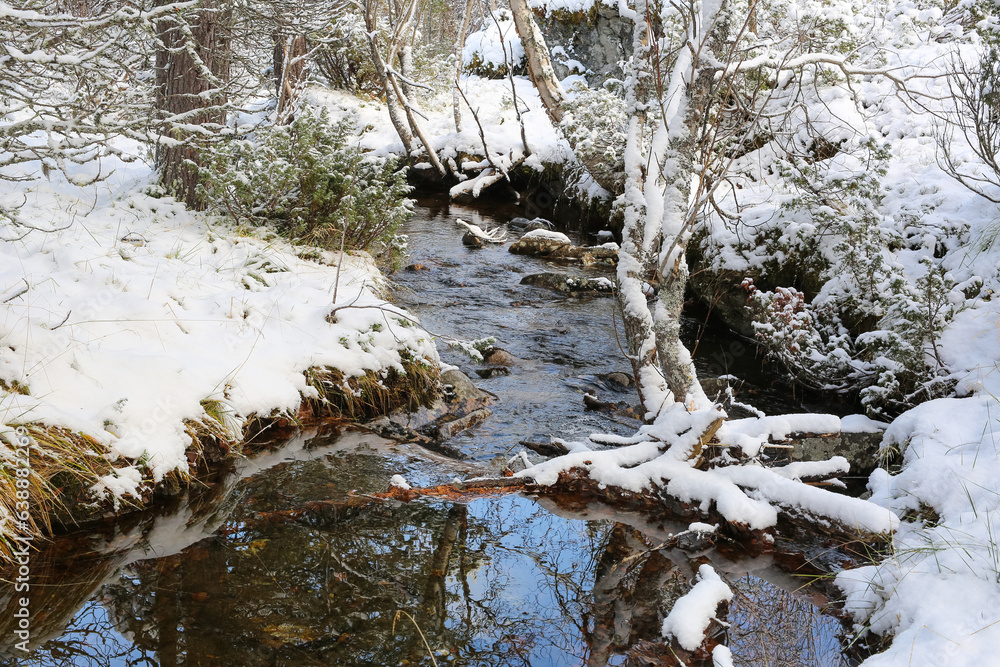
[2,428,856,666]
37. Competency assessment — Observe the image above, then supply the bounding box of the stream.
[0,196,864,666]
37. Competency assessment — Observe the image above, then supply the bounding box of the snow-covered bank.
[836,389,1000,664]
[0,160,439,542]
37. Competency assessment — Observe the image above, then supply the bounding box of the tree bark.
[153,0,232,209]
[452,0,475,133]
[508,0,565,125]
[365,0,413,153]
[275,33,309,124]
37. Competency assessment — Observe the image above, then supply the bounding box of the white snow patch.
[661,564,733,651]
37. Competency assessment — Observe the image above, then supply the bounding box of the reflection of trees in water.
[584,524,688,666]
[93,469,688,666]
[0,459,240,663]
[9,449,859,666]
[726,575,853,667]
[10,602,158,666]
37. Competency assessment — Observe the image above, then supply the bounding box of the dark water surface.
[0,200,858,666]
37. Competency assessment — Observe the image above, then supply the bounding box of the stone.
[441,368,487,402]
[686,268,757,338]
[475,367,511,379]
[482,347,517,366]
[785,431,885,475]
[509,232,571,256]
[462,231,486,247]
[509,232,618,266]
[600,371,633,390]
[520,272,614,295]
[429,407,492,441]
[538,5,633,86]
[524,218,554,231]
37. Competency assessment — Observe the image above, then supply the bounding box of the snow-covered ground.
[0,153,438,499]
[3,0,1000,661]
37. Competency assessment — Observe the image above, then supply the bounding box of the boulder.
[538,3,632,86]
[508,216,553,231]
[482,347,517,366]
[598,371,633,390]
[462,231,486,247]
[363,368,494,456]
[784,431,885,475]
[509,230,619,266]
[687,267,757,337]
[509,229,572,255]
[525,218,555,231]
[520,272,614,295]
[475,367,511,379]
[441,368,487,401]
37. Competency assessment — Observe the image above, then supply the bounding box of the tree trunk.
[508,0,565,125]
[365,0,413,153]
[452,0,475,133]
[509,0,723,415]
[275,33,309,124]
[615,0,671,417]
[153,0,231,209]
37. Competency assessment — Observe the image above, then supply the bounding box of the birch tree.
[510,0,917,421]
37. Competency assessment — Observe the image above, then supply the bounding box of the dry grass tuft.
[302,356,440,421]
[0,424,122,561]
[0,355,441,564]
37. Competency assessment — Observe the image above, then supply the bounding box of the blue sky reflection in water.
[14,455,854,666]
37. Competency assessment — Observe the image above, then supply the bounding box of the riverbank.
[0,159,442,557]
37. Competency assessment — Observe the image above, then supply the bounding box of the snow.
[5,2,1000,663]
[718,413,842,457]
[0,157,437,488]
[389,474,411,490]
[712,645,735,667]
[520,229,571,244]
[521,405,897,533]
[661,564,733,651]
[461,15,525,72]
[840,414,889,434]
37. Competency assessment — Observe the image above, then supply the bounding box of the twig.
[1,279,29,304]
[392,610,439,667]
[48,311,72,330]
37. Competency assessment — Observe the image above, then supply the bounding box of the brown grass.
[0,356,441,565]
[302,355,439,421]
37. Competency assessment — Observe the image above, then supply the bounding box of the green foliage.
[447,337,497,362]
[749,262,960,418]
[311,14,383,96]
[748,141,960,416]
[198,108,413,267]
[856,258,958,417]
[560,83,628,192]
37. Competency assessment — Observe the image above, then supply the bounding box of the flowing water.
[0,197,863,666]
